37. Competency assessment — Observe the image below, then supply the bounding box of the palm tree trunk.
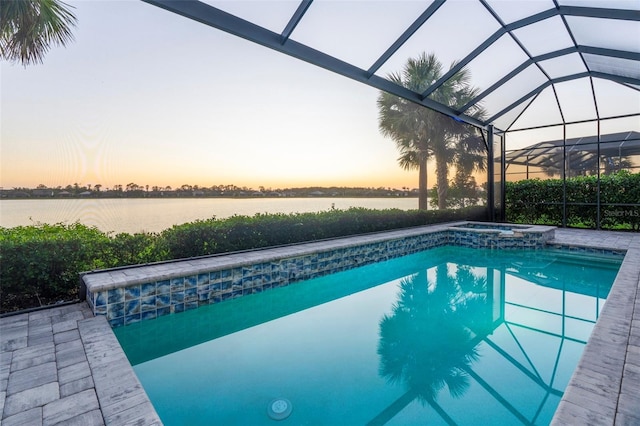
[436,155,449,209]
[418,153,428,210]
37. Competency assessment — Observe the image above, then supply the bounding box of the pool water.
[115,246,621,425]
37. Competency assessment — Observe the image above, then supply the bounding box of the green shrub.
[161,207,487,258]
[107,232,168,266]
[506,171,640,230]
[0,223,112,312]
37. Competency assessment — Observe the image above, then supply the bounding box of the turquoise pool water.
[115,246,622,425]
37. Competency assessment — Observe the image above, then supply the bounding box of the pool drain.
[267,398,292,420]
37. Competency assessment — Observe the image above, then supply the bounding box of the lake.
[0,198,419,234]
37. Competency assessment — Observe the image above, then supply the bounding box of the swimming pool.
[115,245,621,425]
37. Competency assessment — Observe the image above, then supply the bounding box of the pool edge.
[550,229,640,425]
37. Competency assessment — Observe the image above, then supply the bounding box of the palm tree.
[1,0,77,66]
[378,52,487,210]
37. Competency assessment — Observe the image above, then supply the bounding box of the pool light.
[267,398,292,420]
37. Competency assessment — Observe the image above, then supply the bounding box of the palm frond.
[1,0,77,66]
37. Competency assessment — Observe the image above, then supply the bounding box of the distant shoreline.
[0,194,418,200]
[0,187,419,200]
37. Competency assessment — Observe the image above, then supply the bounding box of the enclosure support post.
[500,130,506,222]
[597,120,602,229]
[562,125,567,227]
[487,125,495,221]
[590,76,602,230]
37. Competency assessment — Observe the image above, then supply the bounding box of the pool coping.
[549,229,640,425]
[1,225,638,425]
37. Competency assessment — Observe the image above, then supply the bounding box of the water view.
[0,198,418,234]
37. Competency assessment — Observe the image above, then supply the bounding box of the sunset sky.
[1,0,417,190]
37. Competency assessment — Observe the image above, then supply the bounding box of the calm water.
[0,198,418,234]
[115,246,621,425]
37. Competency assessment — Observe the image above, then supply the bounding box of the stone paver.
[9,343,55,373]
[2,406,43,426]
[60,375,94,398]
[0,226,638,425]
[3,382,59,418]
[42,388,99,426]
[6,361,57,394]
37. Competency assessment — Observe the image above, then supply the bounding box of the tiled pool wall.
[84,222,558,328]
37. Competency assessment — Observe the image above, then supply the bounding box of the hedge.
[505,171,640,230]
[0,206,487,313]
[0,223,112,313]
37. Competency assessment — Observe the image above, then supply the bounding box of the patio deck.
[1,227,638,425]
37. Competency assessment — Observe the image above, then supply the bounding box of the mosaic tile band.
[83,222,601,328]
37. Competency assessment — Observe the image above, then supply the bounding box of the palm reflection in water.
[373,264,491,423]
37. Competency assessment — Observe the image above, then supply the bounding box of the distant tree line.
[0,183,420,199]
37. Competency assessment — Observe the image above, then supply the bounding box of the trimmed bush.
[108,232,168,266]
[161,207,487,258]
[505,171,640,230]
[0,223,112,312]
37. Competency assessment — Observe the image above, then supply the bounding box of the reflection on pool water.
[115,246,621,425]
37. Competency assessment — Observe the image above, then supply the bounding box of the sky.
[2,0,638,191]
[1,0,417,190]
